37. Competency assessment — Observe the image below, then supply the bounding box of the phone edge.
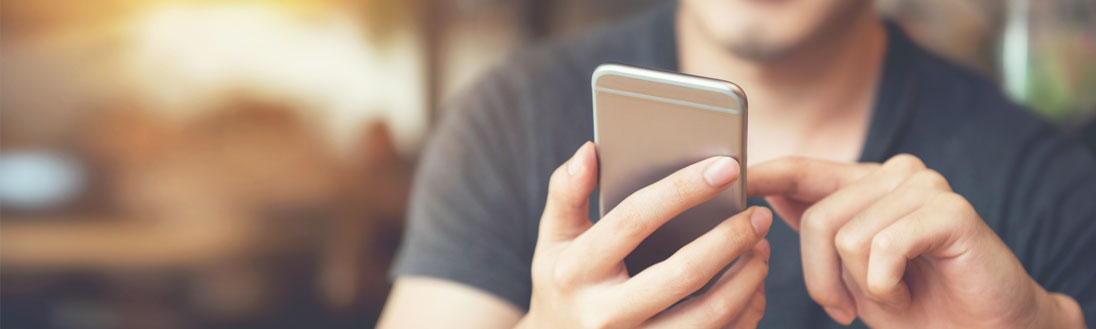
[591,63,749,219]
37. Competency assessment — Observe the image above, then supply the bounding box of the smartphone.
[592,63,748,277]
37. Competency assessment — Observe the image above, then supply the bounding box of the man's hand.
[748,155,1086,328]
[518,142,773,329]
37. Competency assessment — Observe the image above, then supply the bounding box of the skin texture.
[747,155,1086,328]
[380,143,776,329]
[518,142,772,329]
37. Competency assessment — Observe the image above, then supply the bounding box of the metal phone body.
[592,63,748,276]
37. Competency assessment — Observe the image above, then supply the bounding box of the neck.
[675,7,887,122]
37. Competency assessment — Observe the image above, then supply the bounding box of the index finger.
[746,156,877,202]
[568,156,740,276]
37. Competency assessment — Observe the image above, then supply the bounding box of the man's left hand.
[748,154,1085,328]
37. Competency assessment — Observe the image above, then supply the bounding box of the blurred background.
[1,0,1093,328]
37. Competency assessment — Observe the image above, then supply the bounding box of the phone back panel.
[593,64,747,276]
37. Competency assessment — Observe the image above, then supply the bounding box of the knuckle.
[935,192,972,214]
[704,297,734,322]
[938,192,980,224]
[801,208,833,234]
[719,218,759,246]
[884,154,926,172]
[911,169,949,189]
[867,278,892,298]
[608,210,652,240]
[551,256,583,289]
[665,264,702,293]
[895,187,927,204]
[871,232,896,254]
[834,230,868,257]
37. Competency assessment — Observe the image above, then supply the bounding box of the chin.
[681,0,871,60]
[704,16,809,60]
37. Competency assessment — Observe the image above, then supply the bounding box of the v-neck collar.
[641,4,921,163]
[856,22,921,163]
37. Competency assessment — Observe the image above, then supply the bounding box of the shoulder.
[905,44,1046,140]
[900,38,1092,169]
[442,5,672,172]
[458,5,668,116]
[897,32,1096,242]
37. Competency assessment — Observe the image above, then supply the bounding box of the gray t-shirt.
[391,3,1096,328]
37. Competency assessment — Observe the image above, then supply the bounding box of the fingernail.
[703,157,739,186]
[750,207,772,236]
[567,142,589,176]
[824,307,855,325]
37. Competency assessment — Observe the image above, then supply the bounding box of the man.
[379,0,1094,327]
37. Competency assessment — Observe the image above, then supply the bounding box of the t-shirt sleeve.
[389,69,536,309]
[1002,131,1096,326]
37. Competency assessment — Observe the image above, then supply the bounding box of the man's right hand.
[516,142,773,329]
